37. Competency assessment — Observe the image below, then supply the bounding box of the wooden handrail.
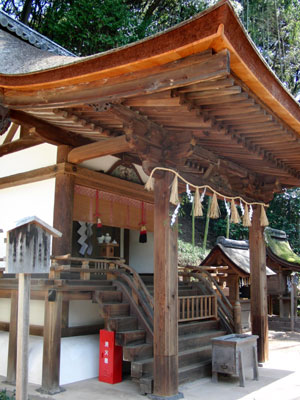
[114,261,154,310]
[179,268,234,332]
[51,255,154,334]
[183,265,233,311]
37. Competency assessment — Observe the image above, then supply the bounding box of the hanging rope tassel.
[139,202,147,243]
[170,175,180,205]
[145,176,154,191]
[242,204,251,227]
[230,199,240,224]
[260,205,269,227]
[194,188,203,217]
[95,190,102,236]
[209,193,220,219]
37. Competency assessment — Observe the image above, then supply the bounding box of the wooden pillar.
[6,290,18,385]
[39,291,63,394]
[152,172,181,399]
[16,273,30,400]
[52,146,74,256]
[249,206,269,362]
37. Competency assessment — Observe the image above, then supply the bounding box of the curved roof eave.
[1,0,300,134]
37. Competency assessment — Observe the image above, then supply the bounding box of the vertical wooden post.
[6,290,18,385]
[291,282,295,332]
[151,172,182,399]
[39,291,63,394]
[52,146,74,256]
[16,273,30,400]
[249,206,268,363]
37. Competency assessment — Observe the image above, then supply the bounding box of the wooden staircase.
[92,272,229,395]
[50,257,233,394]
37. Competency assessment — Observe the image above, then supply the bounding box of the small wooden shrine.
[201,236,275,330]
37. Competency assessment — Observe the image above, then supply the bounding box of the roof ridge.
[0,9,75,56]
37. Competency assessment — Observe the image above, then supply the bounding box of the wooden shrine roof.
[201,237,275,277]
[1,0,300,203]
[265,228,300,271]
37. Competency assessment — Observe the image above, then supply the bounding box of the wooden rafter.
[10,110,92,147]
[174,92,300,180]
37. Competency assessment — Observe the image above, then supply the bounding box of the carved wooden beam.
[67,135,133,164]
[0,105,10,135]
[90,102,165,147]
[9,110,92,147]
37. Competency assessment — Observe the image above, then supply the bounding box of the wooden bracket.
[0,105,10,135]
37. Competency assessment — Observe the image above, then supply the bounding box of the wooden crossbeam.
[0,135,43,157]
[67,135,132,163]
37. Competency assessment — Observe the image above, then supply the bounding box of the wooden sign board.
[6,216,62,274]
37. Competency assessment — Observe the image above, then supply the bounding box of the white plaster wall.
[0,298,11,322]
[69,300,104,327]
[129,229,154,273]
[0,332,9,377]
[60,334,99,384]
[0,299,44,325]
[29,300,45,326]
[0,332,100,385]
[0,143,57,177]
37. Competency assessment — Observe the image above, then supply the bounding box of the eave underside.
[1,48,300,203]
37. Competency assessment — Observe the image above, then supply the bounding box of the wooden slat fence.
[178,294,217,322]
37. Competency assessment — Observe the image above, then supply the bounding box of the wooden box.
[212,334,259,386]
[6,216,61,274]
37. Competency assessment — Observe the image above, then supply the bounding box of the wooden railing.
[50,255,154,336]
[178,294,217,322]
[179,266,235,332]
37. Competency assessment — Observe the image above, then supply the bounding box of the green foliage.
[267,188,300,254]
[238,0,300,96]
[178,238,208,266]
[37,0,138,55]
[0,389,15,400]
